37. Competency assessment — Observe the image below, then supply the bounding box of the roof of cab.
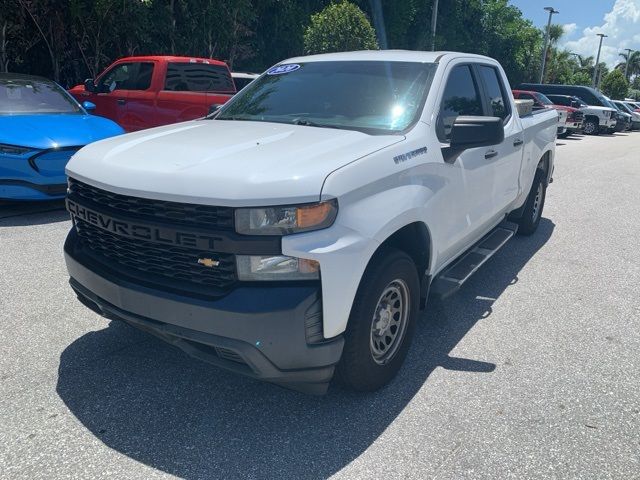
[112,55,228,66]
[282,50,497,64]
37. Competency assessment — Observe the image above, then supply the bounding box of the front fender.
[283,182,440,339]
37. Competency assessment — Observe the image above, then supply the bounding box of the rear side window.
[164,63,235,92]
[98,62,154,92]
[478,65,510,119]
[438,65,483,141]
[549,96,569,106]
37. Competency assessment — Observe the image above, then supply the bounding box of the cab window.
[478,65,510,120]
[98,63,154,92]
[438,65,483,142]
[164,63,235,92]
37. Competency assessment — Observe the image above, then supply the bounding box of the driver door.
[91,63,138,128]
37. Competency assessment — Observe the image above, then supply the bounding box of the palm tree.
[616,50,640,80]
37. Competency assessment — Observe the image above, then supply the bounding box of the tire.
[516,168,546,236]
[583,118,598,135]
[337,247,420,392]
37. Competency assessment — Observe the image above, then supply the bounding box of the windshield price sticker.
[267,64,300,75]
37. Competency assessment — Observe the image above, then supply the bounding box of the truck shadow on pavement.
[56,218,555,479]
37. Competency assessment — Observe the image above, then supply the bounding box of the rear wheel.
[337,248,419,392]
[516,168,546,236]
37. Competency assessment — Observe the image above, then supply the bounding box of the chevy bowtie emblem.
[197,257,220,268]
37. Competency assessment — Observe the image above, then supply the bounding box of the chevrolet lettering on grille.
[66,199,223,250]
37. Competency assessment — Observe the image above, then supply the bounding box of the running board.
[431,221,518,299]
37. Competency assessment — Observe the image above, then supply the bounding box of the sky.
[509,0,640,68]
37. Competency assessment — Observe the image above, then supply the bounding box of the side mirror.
[84,78,97,93]
[82,101,96,112]
[207,103,222,116]
[443,116,504,163]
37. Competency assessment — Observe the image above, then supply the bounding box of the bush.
[303,1,379,55]
[601,69,629,99]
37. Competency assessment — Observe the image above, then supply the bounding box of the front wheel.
[516,168,546,236]
[337,248,419,392]
[583,119,598,135]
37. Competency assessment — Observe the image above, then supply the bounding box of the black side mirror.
[207,104,223,116]
[84,78,97,93]
[443,116,504,163]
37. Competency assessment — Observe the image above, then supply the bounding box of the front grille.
[569,111,584,122]
[68,178,234,230]
[75,219,237,293]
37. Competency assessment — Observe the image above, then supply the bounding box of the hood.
[67,119,404,206]
[0,114,124,150]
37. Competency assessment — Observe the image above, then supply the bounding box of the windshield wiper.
[290,118,341,129]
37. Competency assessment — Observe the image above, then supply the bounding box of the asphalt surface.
[1,132,639,479]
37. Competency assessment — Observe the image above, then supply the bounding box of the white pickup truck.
[64,51,557,394]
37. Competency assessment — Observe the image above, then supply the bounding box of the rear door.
[475,64,523,215]
[156,62,235,125]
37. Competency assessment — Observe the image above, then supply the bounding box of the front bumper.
[0,179,67,200]
[65,230,344,394]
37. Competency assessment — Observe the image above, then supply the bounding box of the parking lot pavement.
[1,131,639,480]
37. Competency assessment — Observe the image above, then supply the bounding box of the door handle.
[117,98,126,105]
[484,150,498,159]
[513,138,524,147]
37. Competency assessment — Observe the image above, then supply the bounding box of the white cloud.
[562,0,640,68]
[562,23,578,37]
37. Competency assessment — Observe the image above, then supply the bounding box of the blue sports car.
[0,73,124,201]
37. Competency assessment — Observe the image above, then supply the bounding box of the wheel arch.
[368,221,433,308]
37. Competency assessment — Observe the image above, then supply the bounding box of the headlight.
[236,255,320,281]
[0,143,31,155]
[235,199,338,236]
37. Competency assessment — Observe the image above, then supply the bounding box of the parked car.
[623,100,640,113]
[231,72,259,91]
[518,83,617,135]
[601,96,631,132]
[512,89,583,137]
[69,56,236,132]
[64,51,557,394]
[0,73,123,201]
[613,100,640,130]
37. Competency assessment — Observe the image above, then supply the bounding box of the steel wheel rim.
[532,182,543,222]
[369,279,410,365]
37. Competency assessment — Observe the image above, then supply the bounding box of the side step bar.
[430,220,519,299]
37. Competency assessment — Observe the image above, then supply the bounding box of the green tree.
[601,69,629,99]
[616,50,640,81]
[303,1,378,54]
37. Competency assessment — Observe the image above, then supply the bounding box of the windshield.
[536,93,554,105]
[0,78,81,115]
[215,61,438,134]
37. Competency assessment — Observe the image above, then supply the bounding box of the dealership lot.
[1,132,639,479]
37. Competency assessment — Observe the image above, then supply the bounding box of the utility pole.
[623,48,633,79]
[592,33,607,87]
[539,6,559,83]
[430,0,439,51]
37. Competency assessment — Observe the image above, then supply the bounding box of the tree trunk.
[0,20,8,72]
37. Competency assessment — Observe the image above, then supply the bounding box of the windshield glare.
[0,79,81,115]
[216,61,437,134]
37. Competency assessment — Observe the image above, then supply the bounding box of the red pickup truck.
[69,56,236,132]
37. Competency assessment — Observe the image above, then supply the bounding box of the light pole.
[592,33,607,87]
[623,48,633,79]
[539,6,559,83]
[430,0,439,51]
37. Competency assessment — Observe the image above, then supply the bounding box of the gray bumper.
[65,231,344,394]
